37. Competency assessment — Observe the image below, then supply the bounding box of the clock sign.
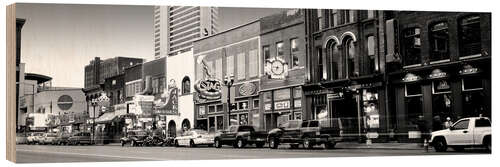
[265,57,288,79]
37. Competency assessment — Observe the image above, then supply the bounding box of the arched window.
[327,41,341,79]
[459,15,481,57]
[429,22,449,61]
[182,76,190,95]
[345,38,357,77]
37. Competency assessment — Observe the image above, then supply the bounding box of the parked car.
[120,130,148,147]
[430,117,491,152]
[68,132,92,145]
[54,132,71,145]
[267,119,343,149]
[26,132,44,145]
[39,133,58,145]
[214,125,267,148]
[174,129,214,147]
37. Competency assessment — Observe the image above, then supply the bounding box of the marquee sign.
[264,57,289,79]
[195,78,223,100]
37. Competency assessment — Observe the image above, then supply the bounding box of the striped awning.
[95,112,116,124]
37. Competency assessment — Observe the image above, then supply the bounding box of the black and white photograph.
[4,0,494,165]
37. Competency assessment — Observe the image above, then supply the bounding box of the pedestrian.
[444,117,453,129]
[432,115,443,131]
[416,115,430,147]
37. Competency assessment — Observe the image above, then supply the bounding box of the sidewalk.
[335,141,425,150]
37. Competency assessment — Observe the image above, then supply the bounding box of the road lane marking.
[16,149,168,161]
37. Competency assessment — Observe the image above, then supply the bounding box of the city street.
[16,144,489,163]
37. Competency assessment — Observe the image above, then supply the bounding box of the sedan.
[174,129,214,147]
[39,133,58,145]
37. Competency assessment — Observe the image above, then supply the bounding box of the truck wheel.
[269,138,279,149]
[433,138,447,152]
[189,140,196,147]
[236,139,245,148]
[484,136,491,151]
[303,137,313,149]
[214,139,222,148]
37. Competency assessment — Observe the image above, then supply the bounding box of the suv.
[214,125,267,148]
[68,132,92,145]
[120,130,148,147]
[268,119,343,149]
[430,117,491,152]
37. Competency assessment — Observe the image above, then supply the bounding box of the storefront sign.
[155,79,179,115]
[264,57,289,79]
[459,64,481,75]
[274,101,290,110]
[428,69,448,79]
[114,103,128,116]
[401,73,422,83]
[195,78,222,100]
[133,95,154,116]
[239,82,257,96]
[327,93,343,99]
[304,89,337,95]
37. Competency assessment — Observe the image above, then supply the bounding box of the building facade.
[193,20,261,132]
[259,9,307,131]
[385,11,491,142]
[154,6,219,58]
[304,9,388,141]
[16,18,26,132]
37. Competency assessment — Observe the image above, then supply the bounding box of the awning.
[95,112,116,124]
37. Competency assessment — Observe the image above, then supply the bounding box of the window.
[226,55,234,77]
[253,99,259,108]
[339,10,354,25]
[367,35,376,74]
[237,53,246,80]
[459,15,482,57]
[239,113,248,125]
[462,77,483,91]
[429,22,450,62]
[293,87,302,98]
[345,39,356,77]
[263,46,271,60]
[327,41,341,79]
[237,101,249,110]
[276,42,284,58]
[216,104,223,112]
[330,10,338,27]
[452,120,469,130]
[316,47,326,81]
[294,99,302,108]
[405,83,422,97]
[264,91,272,102]
[294,112,302,120]
[317,10,323,30]
[475,119,491,127]
[290,38,300,68]
[215,58,222,80]
[402,28,421,66]
[198,106,206,116]
[208,105,215,113]
[182,76,190,95]
[249,49,258,77]
[274,89,291,101]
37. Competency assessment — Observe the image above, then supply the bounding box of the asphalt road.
[15,144,490,163]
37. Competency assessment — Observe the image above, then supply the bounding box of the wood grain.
[6,3,17,163]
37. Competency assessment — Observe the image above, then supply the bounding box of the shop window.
[216,115,224,130]
[182,76,190,95]
[345,38,357,77]
[402,28,421,66]
[405,83,422,97]
[406,96,423,127]
[216,104,223,112]
[429,22,450,62]
[198,106,206,117]
[330,9,338,27]
[432,93,452,124]
[367,35,376,74]
[462,77,483,91]
[253,99,259,108]
[463,91,487,117]
[276,42,284,58]
[239,113,248,125]
[459,15,482,58]
[294,112,302,120]
[237,101,249,110]
[294,99,302,108]
[263,46,270,61]
[290,38,300,68]
[432,80,451,94]
[313,106,327,120]
[229,115,237,126]
[363,89,379,129]
[208,105,215,113]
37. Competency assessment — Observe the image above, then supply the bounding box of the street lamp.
[90,98,98,144]
[224,75,234,129]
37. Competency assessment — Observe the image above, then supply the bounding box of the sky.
[16,3,285,88]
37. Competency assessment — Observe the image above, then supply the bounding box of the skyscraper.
[153,6,218,59]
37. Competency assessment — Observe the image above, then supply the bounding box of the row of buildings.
[18,7,489,143]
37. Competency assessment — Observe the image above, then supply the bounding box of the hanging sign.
[195,78,223,100]
[264,57,289,79]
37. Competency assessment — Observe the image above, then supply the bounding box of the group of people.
[415,115,454,144]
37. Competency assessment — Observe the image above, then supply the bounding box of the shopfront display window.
[363,89,379,129]
[216,116,224,130]
[237,101,249,110]
[208,105,215,113]
[463,91,487,117]
[313,106,327,120]
[229,115,237,126]
[294,99,302,108]
[462,77,483,91]
[405,83,422,97]
[199,106,206,117]
[432,80,451,94]
[239,114,248,125]
[406,96,423,128]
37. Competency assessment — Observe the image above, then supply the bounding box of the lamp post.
[91,98,98,144]
[224,75,234,129]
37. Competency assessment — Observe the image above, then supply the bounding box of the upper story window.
[366,35,376,74]
[345,39,357,77]
[182,76,190,95]
[316,47,326,81]
[327,41,341,80]
[276,42,284,58]
[330,10,338,27]
[290,38,300,68]
[317,10,324,30]
[429,22,450,62]
[339,10,354,25]
[263,46,270,60]
[402,27,421,66]
[459,15,482,58]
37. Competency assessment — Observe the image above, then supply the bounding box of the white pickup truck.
[430,117,491,152]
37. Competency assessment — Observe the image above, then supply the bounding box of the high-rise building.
[153,6,219,59]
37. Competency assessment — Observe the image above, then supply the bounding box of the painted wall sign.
[264,57,289,79]
[274,101,290,110]
[195,78,222,100]
[239,82,257,96]
[155,79,179,115]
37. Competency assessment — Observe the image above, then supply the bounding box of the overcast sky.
[16,3,285,88]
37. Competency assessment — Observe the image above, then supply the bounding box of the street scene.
[14,3,491,163]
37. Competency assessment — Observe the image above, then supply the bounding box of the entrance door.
[330,94,361,139]
[264,113,278,131]
[208,117,215,133]
[167,121,176,138]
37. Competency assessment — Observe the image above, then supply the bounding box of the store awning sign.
[459,64,481,75]
[428,69,448,79]
[402,73,422,83]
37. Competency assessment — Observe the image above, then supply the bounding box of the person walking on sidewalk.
[444,117,453,129]
[416,115,430,147]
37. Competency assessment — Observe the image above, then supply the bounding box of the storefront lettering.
[195,78,222,100]
[274,101,290,110]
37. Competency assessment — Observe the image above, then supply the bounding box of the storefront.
[390,59,491,142]
[261,86,303,131]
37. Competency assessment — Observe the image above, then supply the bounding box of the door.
[447,119,473,145]
[168,121,177,138]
